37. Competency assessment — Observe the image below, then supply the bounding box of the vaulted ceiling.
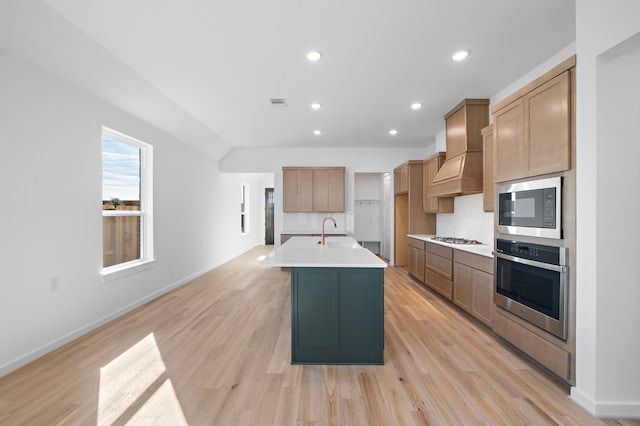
[1,1,575,159]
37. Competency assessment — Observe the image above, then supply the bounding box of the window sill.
[101,259,156,283]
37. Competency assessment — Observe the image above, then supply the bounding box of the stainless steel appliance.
[497,176,562,239]
[494,239,568,340]
[430,236,482,245]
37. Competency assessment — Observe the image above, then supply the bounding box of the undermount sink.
[326,241,361,249]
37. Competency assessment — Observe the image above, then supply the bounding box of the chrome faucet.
[321,216,337,245]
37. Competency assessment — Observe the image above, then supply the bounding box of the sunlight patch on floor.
[133,378,188,424]
[97,333,187,424]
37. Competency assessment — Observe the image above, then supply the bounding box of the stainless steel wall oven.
[494,239,568,340]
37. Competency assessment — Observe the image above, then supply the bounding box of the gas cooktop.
[430,236,483,245]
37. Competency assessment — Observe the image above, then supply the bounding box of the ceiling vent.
[270,98,288,107]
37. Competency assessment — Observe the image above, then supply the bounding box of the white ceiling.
[2,1,575,159]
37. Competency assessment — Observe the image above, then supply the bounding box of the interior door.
[264,188,274,245]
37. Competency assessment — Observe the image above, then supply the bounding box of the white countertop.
[281,231,347,235]
[260,236,387,268]
[408,234,494,258]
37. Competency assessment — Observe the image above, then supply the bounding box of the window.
[240,183,249,234]
[102,127,153,275]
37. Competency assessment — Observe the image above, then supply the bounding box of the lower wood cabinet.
[291,267,384,364]
[408,238,425,282]
[492,310,570,381]
[453,250,494,327]
[425,242,453,300]
[407,240,494,327]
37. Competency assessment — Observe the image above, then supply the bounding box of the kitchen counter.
[281,230,347,235]
[261,236,387,268]
[261,236,385,365]
[408,234,494,258]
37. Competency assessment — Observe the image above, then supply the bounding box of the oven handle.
[493,252,567,273]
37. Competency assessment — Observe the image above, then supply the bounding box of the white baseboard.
[0,261,222,378]
[571,387,640,419]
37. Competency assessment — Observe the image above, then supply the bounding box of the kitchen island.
[261,236,387,364]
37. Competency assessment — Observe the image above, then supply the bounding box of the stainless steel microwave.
[497,176,562,239]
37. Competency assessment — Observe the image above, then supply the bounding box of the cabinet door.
[471,269,493,326]
[423,155,454,214]
[313,169,331,212]
[313,169,344,212]
[408,246,425,282]
[393,169,401,194]
[494,98,525,183]
[423,159,438,213]
[453,262,473,312]
[525,71,571,177]
[328,169,345,212]
[394,165,408,194]
[283,169,313,212]
[339,270,383,354]
[446,105,467,158]
[292,269,339,352]
[482,126,494,212]
[283,169,298,212]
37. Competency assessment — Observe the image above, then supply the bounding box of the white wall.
[0,51,270,376]
[354,173,384,242]
[571,0,640,417]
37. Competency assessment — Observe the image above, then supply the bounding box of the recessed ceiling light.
[311,103,322,110]
[452,50,469,61]
[389,129,398,136]
[306,51,323,62]
[410,102,423,110]
[313,129,322,135]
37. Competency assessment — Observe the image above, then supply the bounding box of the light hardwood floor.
[1,246,638,425]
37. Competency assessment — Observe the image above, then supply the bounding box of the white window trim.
[240,183,249,235]
[101,126,154,281]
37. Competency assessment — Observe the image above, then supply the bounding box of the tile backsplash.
[283,212,347,234]
[436,194,494,245]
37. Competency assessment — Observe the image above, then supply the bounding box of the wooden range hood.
[427,99,489,198]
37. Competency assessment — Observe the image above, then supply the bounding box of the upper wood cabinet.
[493,99,524,182]
[282,167,345,213]
[481,125,494,212]
[393,164,408,194]
[423,152,454,213]
[313,168,345,212]
[493,58,573,183]
[445,99,490,157]
[283,168,313,212]
[526,72,571,176]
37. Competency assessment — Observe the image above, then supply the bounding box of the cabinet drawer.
[454,250,493,274]
[426,242,452,259]
[408,237,426,250]
[493,310,570,381]
[426,252,452,280]
[425,269,453,300]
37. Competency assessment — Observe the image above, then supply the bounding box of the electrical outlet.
[50,277,60,292]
